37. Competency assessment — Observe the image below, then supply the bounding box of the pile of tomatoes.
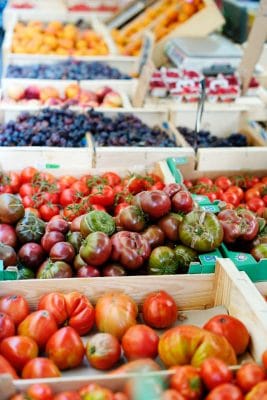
[0,167,165,222]
[185,175,267,215]
[1,289,267,399]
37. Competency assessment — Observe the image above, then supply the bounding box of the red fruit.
[200,358,233,390]
[122,324,159,361]
[236,362,265,393]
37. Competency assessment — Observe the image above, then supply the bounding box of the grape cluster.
[178,126,248,147]
[6,60,131,80]
[0,108,177,148]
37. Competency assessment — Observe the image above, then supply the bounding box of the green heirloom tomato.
[174,245,198,273]
[17,267,35,280]
[80,211,115,238]
[179,210,223,253]
[148,246,178,275]
[16,213,46,244]
[251,243,267,261]
[66,231,83,253]
[37,260,73,279]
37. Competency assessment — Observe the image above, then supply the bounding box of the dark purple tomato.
[18,243,45,270]
[158,213,183,242]
[0,243,17,267]
[116,205,145,232]
[41,231,65,253]
[76,265,100,278]
[50,242,75,263]
[46,219,69,234]
[79,232,112,266]
[171,191,193,213]
[142,225,165,249]
[102,263,126,277]
[135,190,171,220]
[163,183,182,198]
[0,224,17,248]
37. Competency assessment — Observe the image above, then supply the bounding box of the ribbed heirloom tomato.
[142,290,178,329]
[170,365,203,400]
[22,357,61,379]
[26,383,53,400]
[53,392,81,400]
[0,312,15,340]
[206,383,243,400]
[200,358,233,390]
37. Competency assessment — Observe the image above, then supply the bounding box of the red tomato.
[256,206,267,217]
[215,176,232,191]
[0,335,38,372]
[53,392,81,400]
[262,177,267,184]
[227,186,244,202]
[245,381,267,399]
[114,202,130,216]
[0,354,18,378]
[206,383,243,400]
[0,312,15,341]
[22,357,61,379]
[203,314,250,355]
[90,204,106,212]
[206,192,218,202]
[114,393,128,400]
[245,175,260,189]
[19,183,35,197]
[262,350,267,370]
[2,172,21,193]
[236,362,265,393]
[85,332,121,370]
[170,365,203,399]
[90,185,114,207]
[237,203,249,210]
[0,295,29,326]
[200,358,233,390]
[102,172,121,187]
[247,198,265,212]
[20,167,38,184]
[151,181,165,191]
[25,207,41,217]
[45,326,85,370]
[197,177,213,186]
[95,292,138,340]
[37,172,56,185]
[262,195,267,206]
[22,195,35,208]
[161,389,186,400]
[58,176,77,189]
[42,192,59,205]
[79,384,113,400]
[126,177,147,194]
[183,180,193,190]
[220,192,239,206]
[60,189,78,207]
[39,204,60,221]
[122,324,159,361]
[18,310,58,349]
[142,290,178,329]
[245,188,261,202]
[27,384,53,400]
[71,181,90,196]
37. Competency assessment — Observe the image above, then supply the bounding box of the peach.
[102,92,122,108]
[7,85,25,101]
[40,87,60,103]
[65,84,80,100]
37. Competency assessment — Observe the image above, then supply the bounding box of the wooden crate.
[0,258,266,397]
[2,14,118,67]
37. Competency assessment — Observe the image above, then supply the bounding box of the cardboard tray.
[0,258,266,398]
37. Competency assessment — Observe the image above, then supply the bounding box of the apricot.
[40,87,60,103]
[43,35,58,50]
[58,38,73,50]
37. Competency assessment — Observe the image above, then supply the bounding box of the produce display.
[178,126,248,147]
[112,0,204,56]
[0,167,266,279]
[149,69,240,103]
[11,21,109,56]
[5,84,124,108]
[6,60,132,80]
[0,288,253,381]
[0,109,177,147]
